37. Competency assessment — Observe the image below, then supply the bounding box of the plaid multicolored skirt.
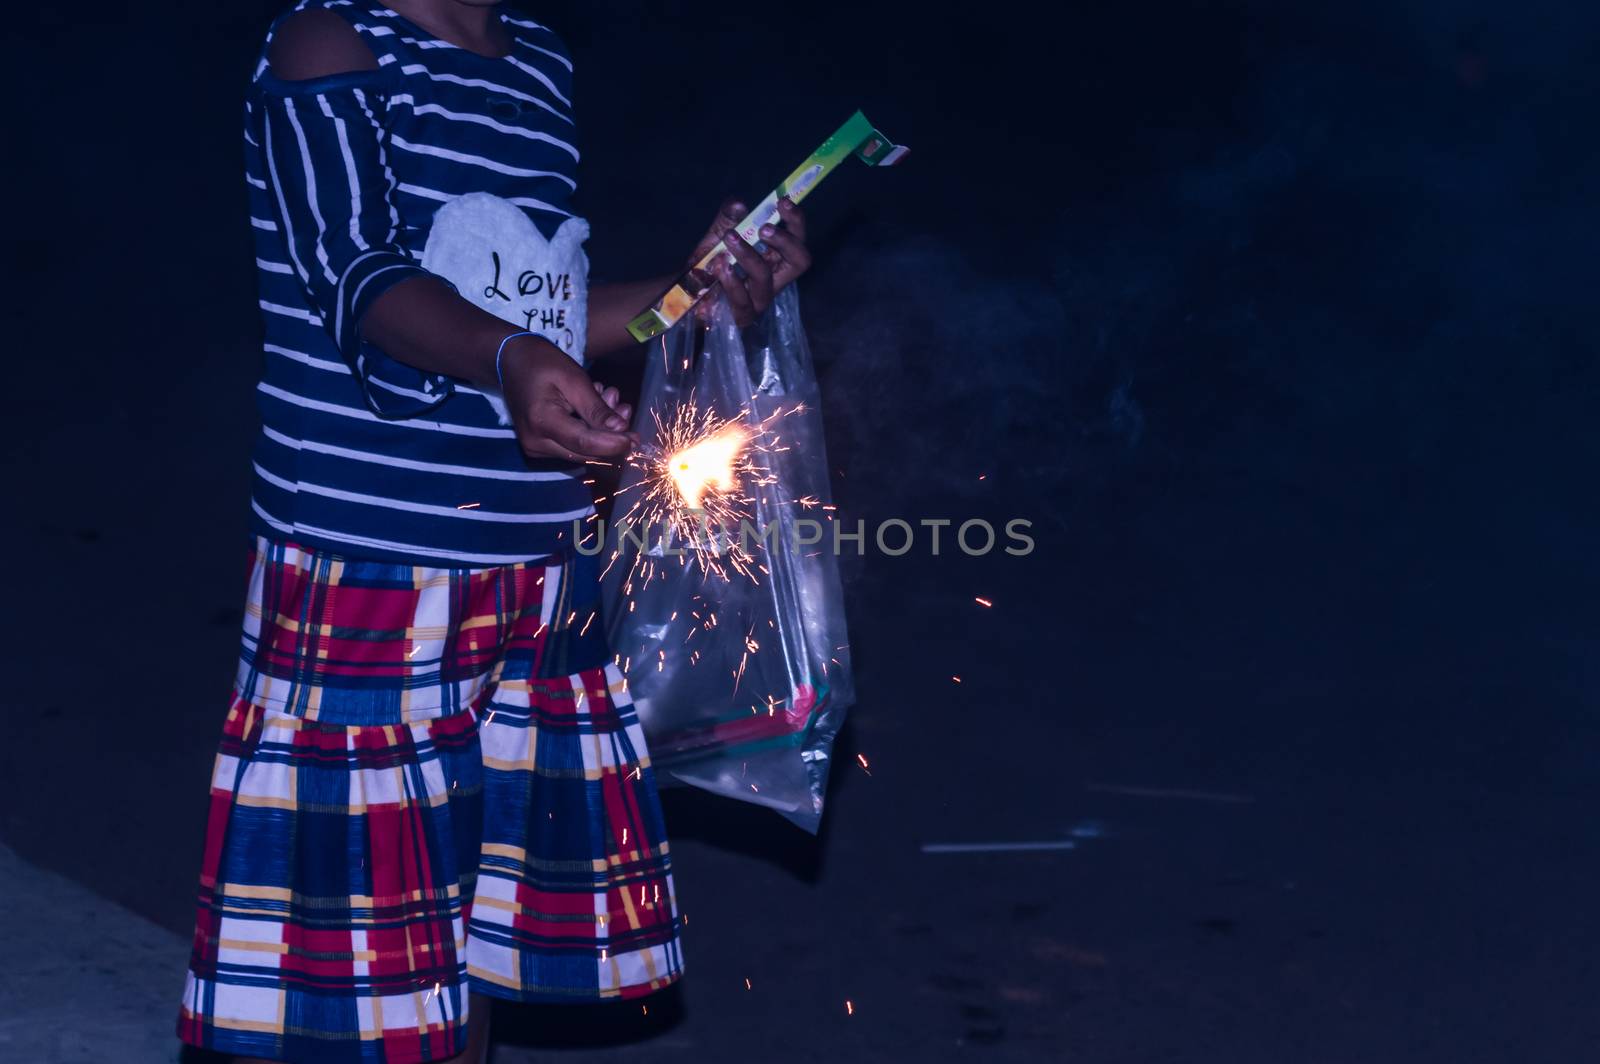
[177,538,683,1063]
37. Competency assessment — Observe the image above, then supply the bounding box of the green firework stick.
[625,110,909,343]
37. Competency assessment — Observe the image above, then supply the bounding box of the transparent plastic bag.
[601,286,854,833]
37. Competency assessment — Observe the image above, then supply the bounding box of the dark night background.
[4,1,1599,1060]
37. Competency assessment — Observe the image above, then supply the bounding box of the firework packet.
[602,287,854,832]
[625,110,908,342]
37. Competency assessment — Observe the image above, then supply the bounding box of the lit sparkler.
[667,422,749,510]
[608,397,802,591]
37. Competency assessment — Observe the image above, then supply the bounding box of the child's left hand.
[688,196,812,326]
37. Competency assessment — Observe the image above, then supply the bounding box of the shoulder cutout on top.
[268,8,381,81]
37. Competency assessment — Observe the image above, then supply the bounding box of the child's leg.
[464,551,683,1004]
[178,542,495,1064]
[447,995,492,1064]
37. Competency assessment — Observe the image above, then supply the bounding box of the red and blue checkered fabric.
[177,539,683,1063]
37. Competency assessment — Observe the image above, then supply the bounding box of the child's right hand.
[500,336,636,463]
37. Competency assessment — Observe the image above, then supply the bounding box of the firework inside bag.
[601,288,854,832]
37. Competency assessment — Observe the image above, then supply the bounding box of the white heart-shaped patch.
[421,192,589,424]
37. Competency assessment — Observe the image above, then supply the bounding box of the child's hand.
[687,196,812,327]
[593,380,632,426]
[500,336,636,462]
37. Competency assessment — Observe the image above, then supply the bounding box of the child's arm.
[263,11,631,462]
[586,198,813,357]
[362,277,634,460]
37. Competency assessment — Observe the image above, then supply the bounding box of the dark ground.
[4,0,1600,1059]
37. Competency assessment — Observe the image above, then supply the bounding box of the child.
[176,2,811,1061]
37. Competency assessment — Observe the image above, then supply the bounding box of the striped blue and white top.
[244,0,589,567]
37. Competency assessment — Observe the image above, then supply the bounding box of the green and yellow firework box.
[625,110,909,342]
